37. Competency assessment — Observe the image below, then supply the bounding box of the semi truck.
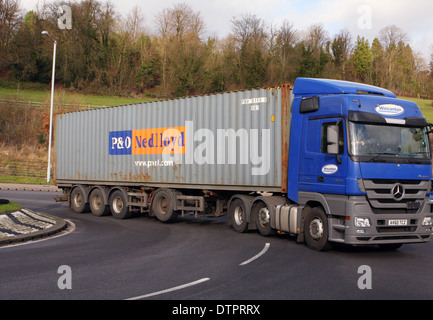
[55,78,433,251]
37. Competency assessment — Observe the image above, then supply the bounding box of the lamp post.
[42,31,57,183]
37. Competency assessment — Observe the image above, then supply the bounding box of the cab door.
[298,117,348,194]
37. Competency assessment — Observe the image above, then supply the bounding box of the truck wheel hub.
[258,207,270,227]
[234,206,244,225]
[309,218,324,240]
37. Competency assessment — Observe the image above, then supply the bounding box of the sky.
[21,0,433,64]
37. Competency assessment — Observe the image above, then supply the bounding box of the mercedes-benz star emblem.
[392,184,405,201]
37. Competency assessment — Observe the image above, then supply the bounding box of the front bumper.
[328,196,432,245]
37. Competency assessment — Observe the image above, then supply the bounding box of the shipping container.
[55,85,292,192]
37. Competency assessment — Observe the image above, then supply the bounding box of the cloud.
[276,0,432,60]
[20,0,432,61]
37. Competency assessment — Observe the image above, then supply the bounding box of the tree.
[231,13,269,88]
[430,46,433,77]
[297,24,330,78]
[9,11,51,83]
[331,29,352,78]
[303,24,329,60]
[298,45,329,78]
[123,5,146,42]
[134,36,161,91]
[2,1,433,100]
[0,0,23,71]
[351,36,372,82]
[371,38,385,87]
[271,20,298,83]
[378,25,409,88]
[156,3,207,96]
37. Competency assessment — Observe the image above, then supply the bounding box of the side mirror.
[326,120,343,164]
[326,124,340,155]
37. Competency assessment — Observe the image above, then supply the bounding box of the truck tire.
[151,189,178,222]
[304,207,332,251]
[70,187,89,214]
[253,201,276,237]
[109,190,131,219]
[89,188,110,217]
[229,199,249,233]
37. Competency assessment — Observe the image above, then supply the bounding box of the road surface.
[1,189,433,302]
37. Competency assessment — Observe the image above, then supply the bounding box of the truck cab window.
[349,122,431,161]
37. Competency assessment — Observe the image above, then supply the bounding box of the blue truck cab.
[285,78,433,250]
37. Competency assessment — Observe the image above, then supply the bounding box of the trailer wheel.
[253,201,276,237]
[229,199,249,233]
[109,190,131,219]
[89,188,110,217]
[151,189,178,222]
[70,187,89,214]
[304,207,332,251]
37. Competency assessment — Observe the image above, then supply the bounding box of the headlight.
[422,217,432,226]
[354,217,371,228]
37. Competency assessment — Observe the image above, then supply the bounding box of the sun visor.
[349,111,427,127]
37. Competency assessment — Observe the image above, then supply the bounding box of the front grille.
[362,179,429,213]
[377,227,417,233]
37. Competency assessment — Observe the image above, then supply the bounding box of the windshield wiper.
[407,151,430,158]
[365,152,399,162]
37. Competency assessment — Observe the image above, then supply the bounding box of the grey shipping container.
[55,85,292,193]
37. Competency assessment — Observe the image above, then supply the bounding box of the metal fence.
[0,160,46,178]
[0,99,106,111]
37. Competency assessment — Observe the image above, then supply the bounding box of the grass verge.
[0,175,50,185]
[0,87,155,107]
[400,97,433,123]
[0,201,22,214]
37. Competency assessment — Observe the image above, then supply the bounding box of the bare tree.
[231,13,267,50]
[156,3,205,41]
[378,25,409,87]
[379,25,408,49]
[331,28,352,77]
[272,20,298,82]
[155,3,207,96]
[430,45,433,76]
[0,0,23,63]
[124,5,146,42]
[303,23,329,58]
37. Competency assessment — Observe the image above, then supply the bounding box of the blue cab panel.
[293,78,397,98]
[287,78,431,203]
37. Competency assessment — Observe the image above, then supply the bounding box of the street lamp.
[42,31,57,183]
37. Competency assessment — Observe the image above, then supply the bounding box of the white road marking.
[239,243,270,266]
[0,219,75,249]
[125,277,211,300]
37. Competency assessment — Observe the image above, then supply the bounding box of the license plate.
[388,219,408,226]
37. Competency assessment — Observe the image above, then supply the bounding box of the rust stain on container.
[280,83,291,194]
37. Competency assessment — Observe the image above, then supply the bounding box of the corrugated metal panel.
[55,86,292,192]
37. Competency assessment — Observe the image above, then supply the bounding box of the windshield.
[349,122,431,162]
